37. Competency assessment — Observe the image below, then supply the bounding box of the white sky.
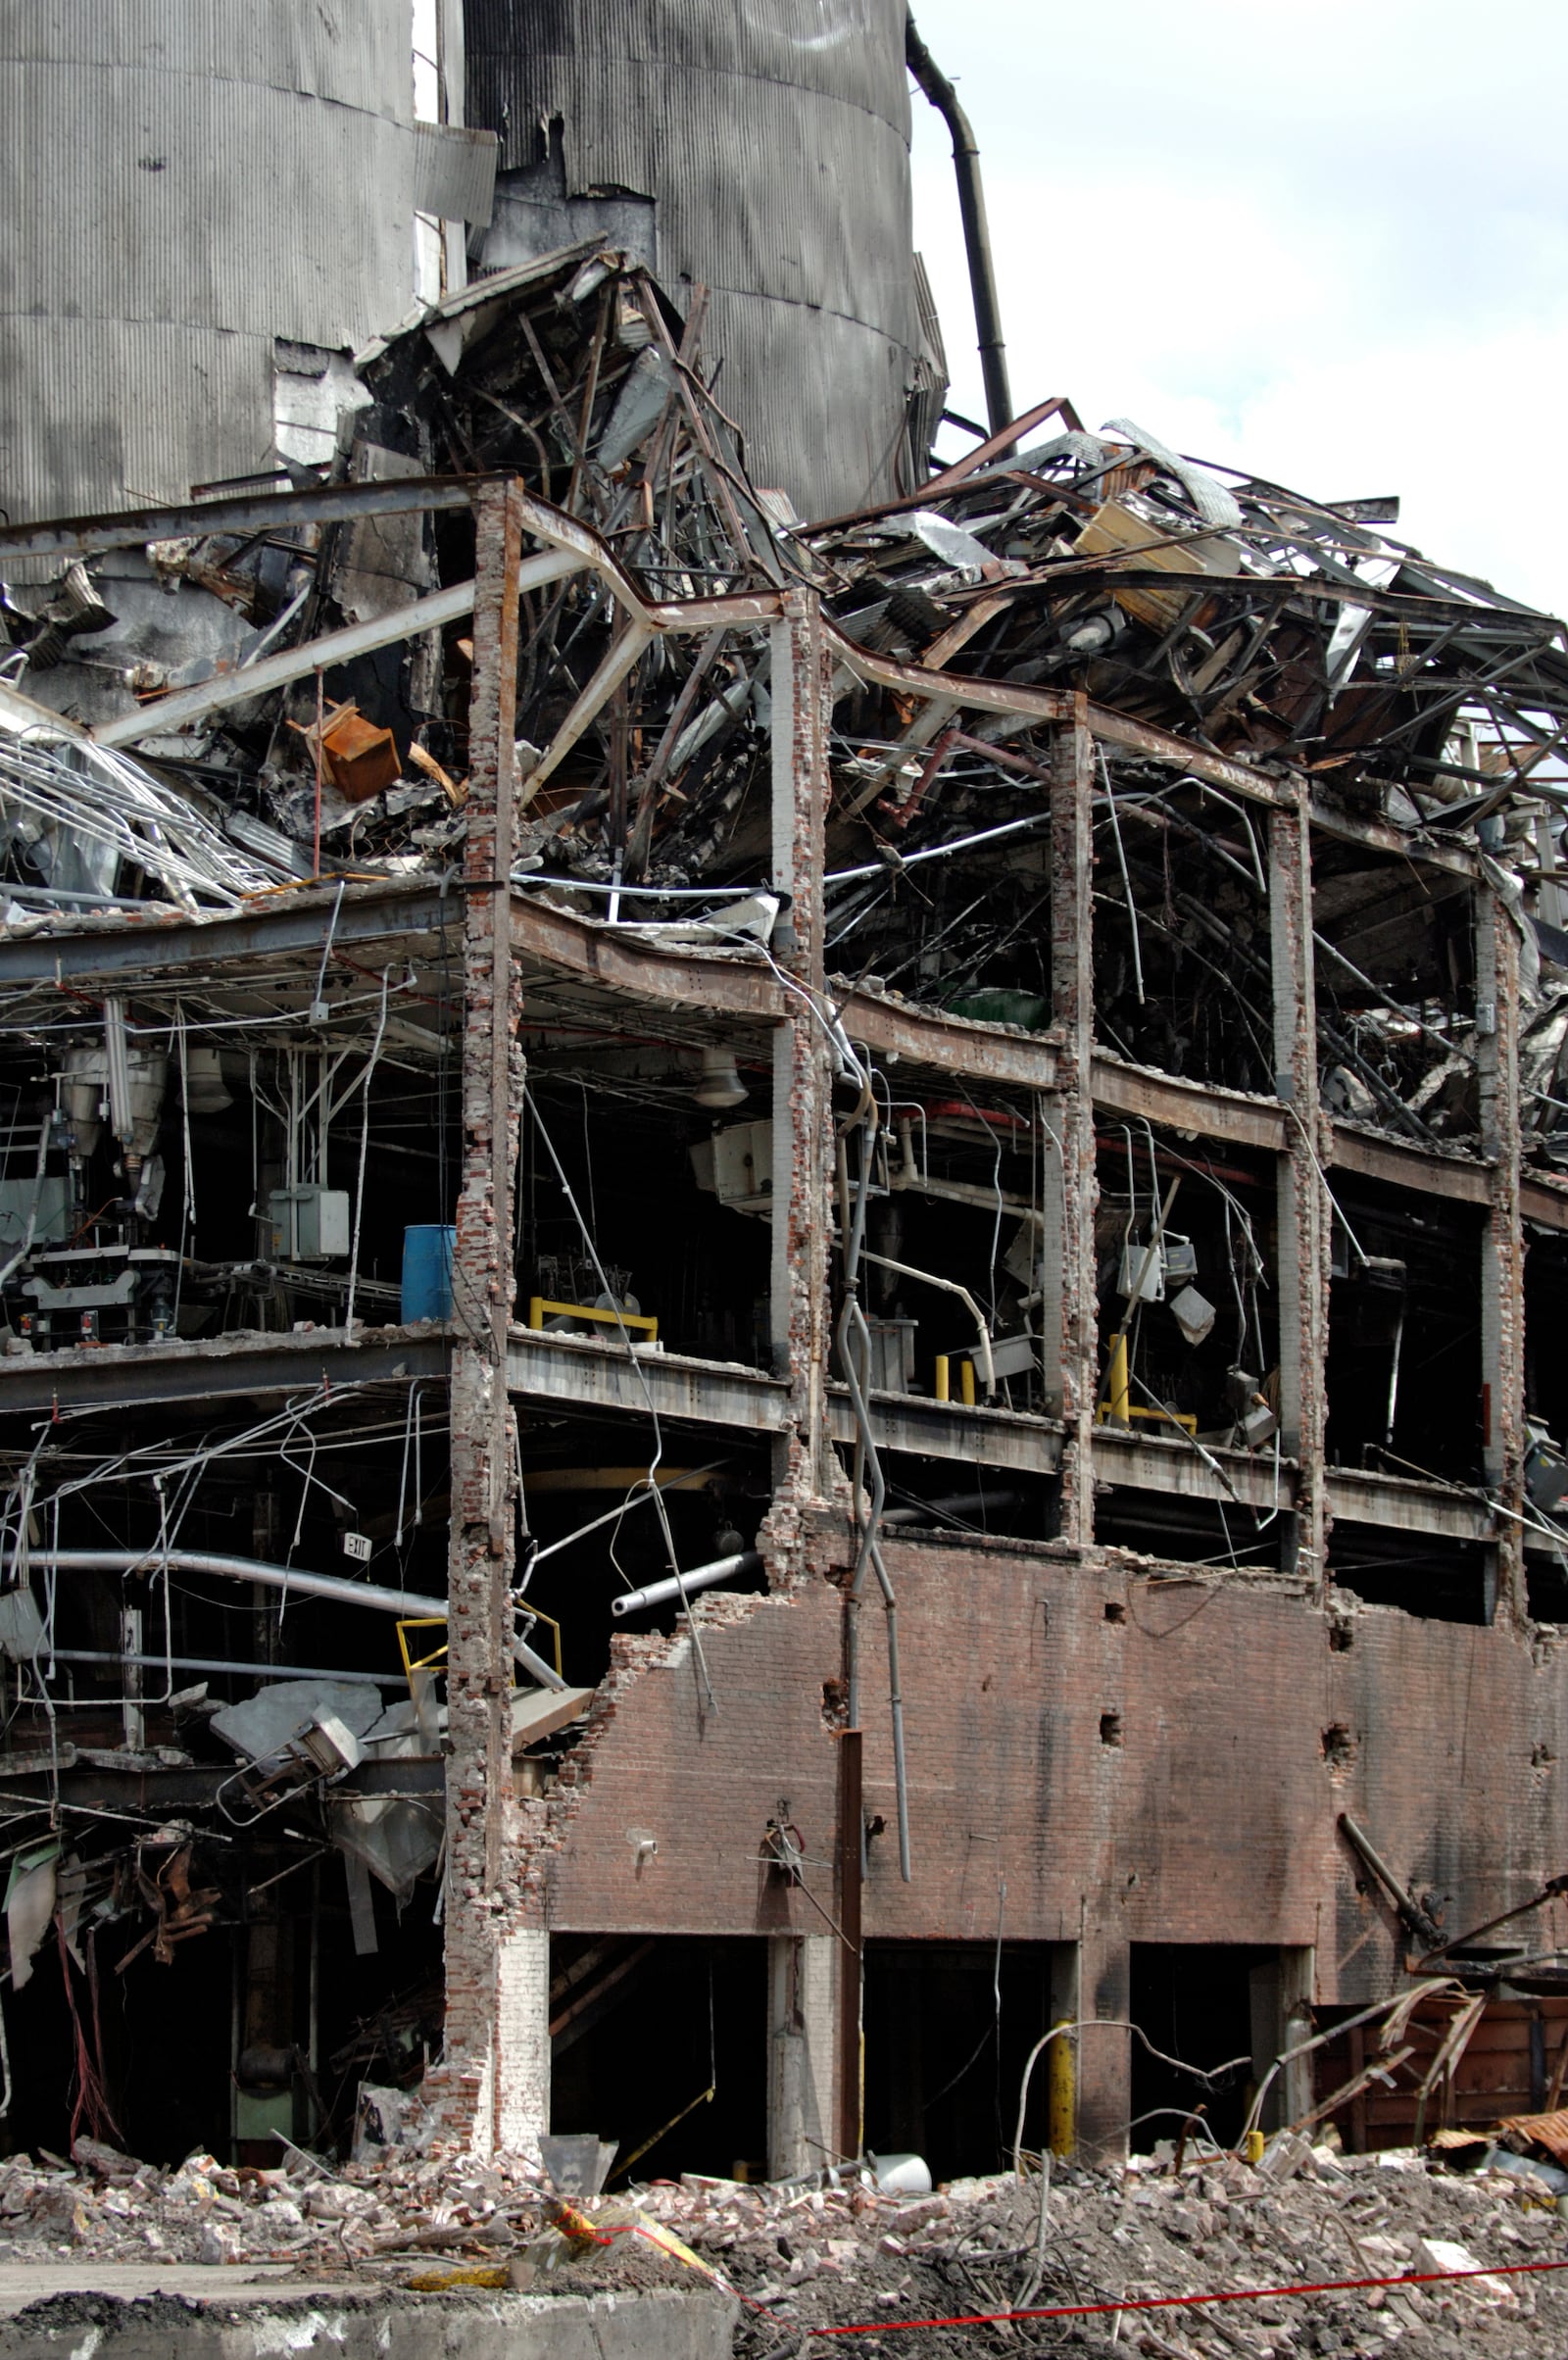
[906,0,1568,616]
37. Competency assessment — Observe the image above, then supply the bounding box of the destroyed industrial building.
[4,0,1568,2212]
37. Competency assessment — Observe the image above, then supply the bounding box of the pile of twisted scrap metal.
[9,255,1568,1160]
[0,241,788,912]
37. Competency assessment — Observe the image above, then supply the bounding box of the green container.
[945,989,1051,1030]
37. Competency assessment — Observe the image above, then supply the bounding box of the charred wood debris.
[1,247,1566,1165]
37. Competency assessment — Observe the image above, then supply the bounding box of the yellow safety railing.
[397,1606,564,1690]
[932,1354,977,1406]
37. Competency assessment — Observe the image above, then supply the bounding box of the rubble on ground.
[5,2131,1568,2357]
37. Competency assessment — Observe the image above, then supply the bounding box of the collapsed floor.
[2,223,1568,2206]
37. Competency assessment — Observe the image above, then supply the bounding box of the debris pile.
[6,2131,1568,2356]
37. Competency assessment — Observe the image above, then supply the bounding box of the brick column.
[429,480,537,2152]
[1051,703,1098,1547]
[763,585,835,1527]
[1477,880,1525,1623]
[1054,1909,1131,2165]
[1269,787,1328,1584]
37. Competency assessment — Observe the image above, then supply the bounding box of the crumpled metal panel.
[1497,2108,1568,2164]
[465,0,919,515]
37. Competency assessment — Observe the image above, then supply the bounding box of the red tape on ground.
[590,2216,1568,2338]
[794,2255,1568,2337]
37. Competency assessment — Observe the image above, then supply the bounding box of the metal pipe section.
[611,1549,762,1619]
[882,1489,1020,1527]
[836,1111,912,1882]
[859,1248,996,1395]
[43,1648,400,1691]
[93,550,582,750]
[20,1549,566,1695]
[27,1549,444,1618]
[906,13,1013,437]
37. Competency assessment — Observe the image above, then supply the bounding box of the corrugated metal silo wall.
[466,0,920,519]
[0,1,418,526]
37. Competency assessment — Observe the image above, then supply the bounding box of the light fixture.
[692,1045,747,1108]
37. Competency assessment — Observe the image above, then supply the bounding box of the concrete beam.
[508,1328,791,1433]
[829,1390,1062,1475]
[1325,1467,1495,1544]
[1092,1426,1292,1512]
[0,1328,451,1416]
[0,882,454,989]
[841,990,1061,1090]
[512,893,785,1021]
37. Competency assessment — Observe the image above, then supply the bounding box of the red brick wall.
[540,1532,1568,2005]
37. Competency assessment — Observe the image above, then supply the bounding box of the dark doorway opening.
[862,1941,1056,2183]
[550,1935,766,2182]
[1129,1943,1272,2153]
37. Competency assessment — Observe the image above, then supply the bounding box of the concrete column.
[1249,1944,1315,2132]
[766,1933,838,2179]
[429,479,534,2153]
[766,586,833,1504]
[1476,882,1526,1622]
[1051,702,1098,1547]
[1054,1913,1131,2165]
[1269,788,1328,1584]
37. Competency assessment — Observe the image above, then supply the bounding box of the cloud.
[906,0,1568,615]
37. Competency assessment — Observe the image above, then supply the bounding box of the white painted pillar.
[494,1927,552,2156]
[766,1933,838,2179]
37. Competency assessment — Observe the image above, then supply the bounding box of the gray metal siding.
[465,0,919,514]
[0,0,419,527]
[0,1,411,113]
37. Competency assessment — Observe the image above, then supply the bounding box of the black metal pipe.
[906,14,1013,438]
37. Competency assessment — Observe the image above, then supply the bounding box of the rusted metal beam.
[94,552,581,749]
[0,472,485,564]
[1091,1054,1289,1152]
[509,892,785,1019]
[1522,1177,1568,1233]
[1330,1124,1492,1205]
[1308,799,1479,881]
[843,991,1061,1088]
